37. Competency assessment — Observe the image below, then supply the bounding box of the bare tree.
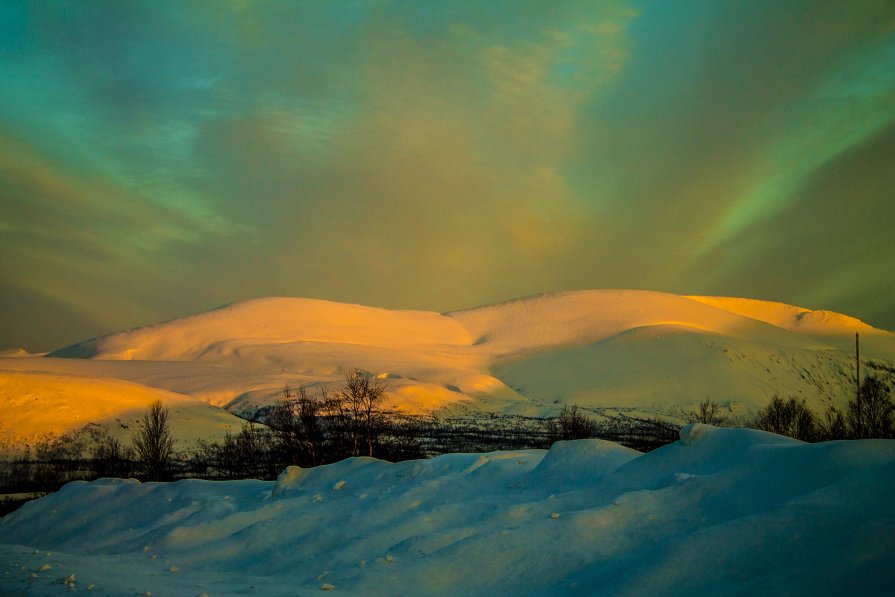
[92,432,133,478]
[819,406,848,440]
[132,400,175,481]
[688,399,725,426]
[297,386,325,465]
[268,385,327,466]
[216,422,268,479]
[551,405,597,441]
[753,395,818,441]
[268,387,303,466]
[846,375,894,439]
[337,370,387,457]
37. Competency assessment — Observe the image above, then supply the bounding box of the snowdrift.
[2,426,894,596]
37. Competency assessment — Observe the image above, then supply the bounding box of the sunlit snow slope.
[0,371,245,445]
[2,426,894,595]
[2,290,893,442]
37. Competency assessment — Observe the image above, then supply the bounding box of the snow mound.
[609,424,802,489]
[270,457,389,498]
[3,430,895,596]
[676,421,791,446]
[525,439,639,486]
[270,465,307,496]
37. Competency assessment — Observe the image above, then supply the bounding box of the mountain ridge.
[2,290,893,443]
[48,290,894,362]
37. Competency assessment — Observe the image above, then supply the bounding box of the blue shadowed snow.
[2,427,894,596]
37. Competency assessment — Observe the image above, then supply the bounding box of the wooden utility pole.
[856,332,861,436]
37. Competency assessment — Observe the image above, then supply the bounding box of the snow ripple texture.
[2,425,894,596]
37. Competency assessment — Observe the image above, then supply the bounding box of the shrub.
[819,406,848,441]
[688,399,725,426]
[551,405,597,441]
[846,375,894,439]
[216,422,270,479]
[92,433,133,478]
[268,385,326,467]
[754,395,818,441]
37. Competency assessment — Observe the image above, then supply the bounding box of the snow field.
[2,425,894,596]
[0,371,245,445]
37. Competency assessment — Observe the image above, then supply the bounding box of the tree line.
[3,369,893,515]
[0,370,678,514]
[0,370,421,505]
[687,373,895,442]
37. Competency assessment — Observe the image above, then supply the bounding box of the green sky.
[2,0,894,352]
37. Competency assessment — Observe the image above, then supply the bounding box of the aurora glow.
[1,1,894,351]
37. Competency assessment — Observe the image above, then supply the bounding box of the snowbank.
[2,427,894,595]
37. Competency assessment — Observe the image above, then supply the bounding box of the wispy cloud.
[1,0,893,350]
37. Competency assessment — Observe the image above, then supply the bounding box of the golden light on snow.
[3,290,892,445]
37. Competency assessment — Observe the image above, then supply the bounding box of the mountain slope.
[0,371,245,446]
[2,290,889,426]
[449,290,815,357]
[49,297,473,361]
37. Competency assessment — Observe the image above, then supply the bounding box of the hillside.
[0,371,245,446]
[2,290,893,442]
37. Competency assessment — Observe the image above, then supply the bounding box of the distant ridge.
[2,290,892,443]
[50,290,892,362]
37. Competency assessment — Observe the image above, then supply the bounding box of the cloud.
[689,122,895,326]
[175,1,639,309]
[1,0,894,351]
[562,0,895,312]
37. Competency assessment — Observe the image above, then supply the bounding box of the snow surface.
[2,426,894,595]
[0,371,247,446]
[685,295,883,337]
[2,290,894,445]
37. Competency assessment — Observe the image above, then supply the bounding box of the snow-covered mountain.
[2,290,893,443]
[2,425,894,595]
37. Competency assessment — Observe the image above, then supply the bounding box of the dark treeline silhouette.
[0,371,421,513]
[752,374,894,442]
[4,369,892,515]
[260,371,407,467]
[688,399,726,426]
[687,373,895,442]
[1,405,678,515]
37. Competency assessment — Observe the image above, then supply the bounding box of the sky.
[2,0,894,352]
